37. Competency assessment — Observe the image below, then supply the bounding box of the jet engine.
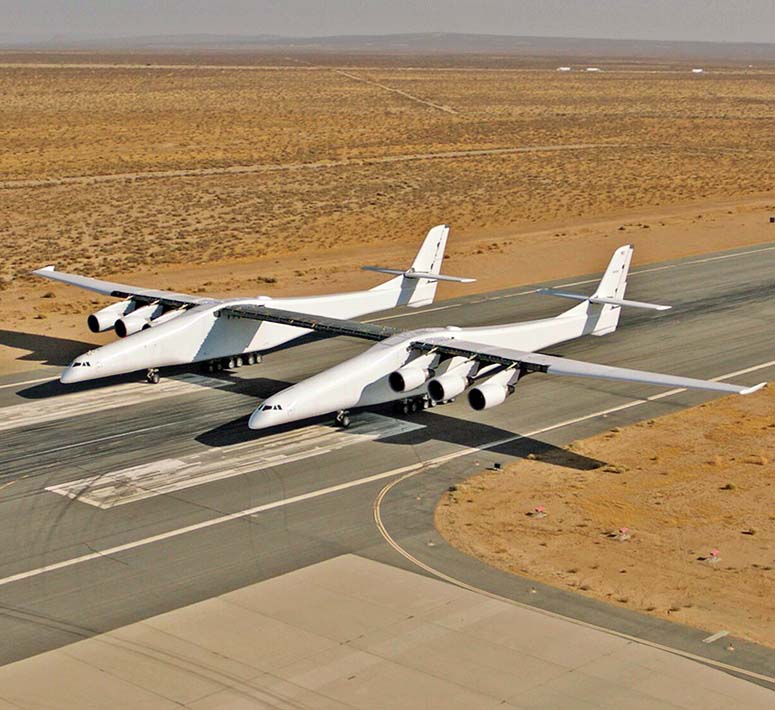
[388,353,437,393]
[145,308,186,329]
[467,370,519,411]
[115,303,164,337]
[87,300,135,333]
[427,373,468,402]
[389,366,430,393]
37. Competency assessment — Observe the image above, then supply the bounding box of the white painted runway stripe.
[1,358,772,590]
[703,630,730,644]
[46,413,424,508]
[0,376,57,390]
[0,373,232,432]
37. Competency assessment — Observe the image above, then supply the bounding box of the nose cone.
[248,401,291,430]
[60,353,100,384]
[60,364,88,384]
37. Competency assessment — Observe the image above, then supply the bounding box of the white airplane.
[239,244,764,430]
[32,225,473,384]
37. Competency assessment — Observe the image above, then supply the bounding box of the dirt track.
[0,144,619,190]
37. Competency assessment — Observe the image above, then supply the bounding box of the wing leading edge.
[221,304,401,341]
[32,266,209,308]
[411,338,765,396]
[219,305,763,397]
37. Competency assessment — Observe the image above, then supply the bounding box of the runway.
[0,243,774,691]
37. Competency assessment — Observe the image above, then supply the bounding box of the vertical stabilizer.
[590,244,633,336]
[404,224,450,306]
[369,224,451,307]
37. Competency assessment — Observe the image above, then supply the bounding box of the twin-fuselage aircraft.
[35,233,762,432]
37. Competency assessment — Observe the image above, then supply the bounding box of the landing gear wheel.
[409,399,420,413]
[335,410,351,428]
[401,401,410,415]
[246,353,256,366]
[226,357,236,370]
[235,356,244,368]
[146,368,160,385]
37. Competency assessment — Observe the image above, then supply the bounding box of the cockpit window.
[259,403,283,411]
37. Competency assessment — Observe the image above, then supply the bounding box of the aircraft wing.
[32,266,210,308]
[218,305,764,395]
[221,304,401,341]
[411,338,765,396]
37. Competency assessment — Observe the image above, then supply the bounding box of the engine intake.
[427,373,468,402]
[388,366,430,393]
[87,300,134,333]
[467,370,519,411]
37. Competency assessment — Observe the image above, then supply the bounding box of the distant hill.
[3,32,775,62]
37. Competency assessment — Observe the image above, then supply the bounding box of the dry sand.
[1,195,773,376]
[1,53,774,375]
[436,385,775,647]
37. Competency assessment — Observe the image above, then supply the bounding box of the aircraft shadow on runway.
[196,404,604,472]
[13,363,279,400]
[0,329,96,367]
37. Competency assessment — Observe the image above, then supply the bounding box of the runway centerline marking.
[0,373,231,432]
[45,413,424,508]
[1,358,772,590]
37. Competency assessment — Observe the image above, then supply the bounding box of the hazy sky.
[4,0,775,44]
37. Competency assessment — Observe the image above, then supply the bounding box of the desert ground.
[0,49,774,650]
[436,384,775,648]
[1,51,774,373]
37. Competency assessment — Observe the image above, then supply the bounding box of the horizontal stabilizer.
[362,266,475,283]
[538,288,671,311]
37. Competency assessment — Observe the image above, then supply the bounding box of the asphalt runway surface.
[1,243,774,690]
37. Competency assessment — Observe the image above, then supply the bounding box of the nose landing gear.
[334,410,351,428]
[145,368,160,384]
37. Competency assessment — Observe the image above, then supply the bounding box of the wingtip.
[740,382,767,395]
[32,265,56,275]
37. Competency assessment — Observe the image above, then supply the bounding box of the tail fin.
[368,224,471,307]
[589,244,633,336]
[410,223,449,276]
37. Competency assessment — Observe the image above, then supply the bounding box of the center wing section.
[221,304,401,341]
[32,266,209,308]
[410,338,765,396]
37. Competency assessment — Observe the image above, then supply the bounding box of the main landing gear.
[203,352,262,374]
[394,394,440,415]
[334,410,351,429]
[145,368,160,384]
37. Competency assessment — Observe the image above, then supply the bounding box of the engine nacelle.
[468,382,510,411]
[115,303,164,338]
[427,373,468,402]
[389,366,430,393]
[145,308,186,329]
[87,300,134,333]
